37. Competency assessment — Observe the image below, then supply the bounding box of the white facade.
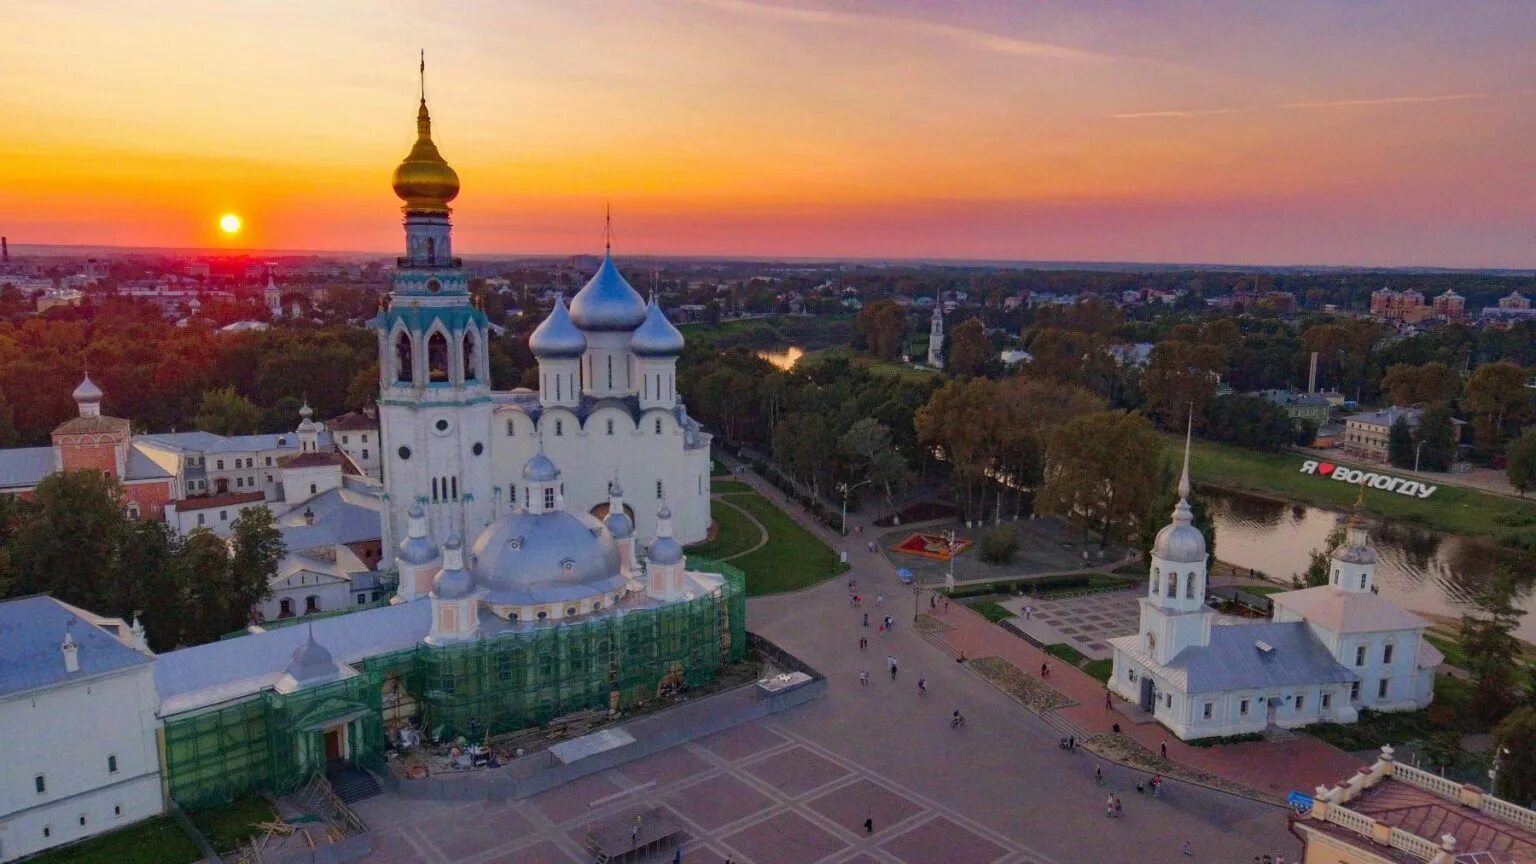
[1110,442,1437,741]
[374,105,710,566]
[926,292,944,369]
[0,602,162,863]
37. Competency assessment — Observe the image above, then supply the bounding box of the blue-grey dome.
[468,509,626,604]
[522,452,560,482]
[569,251,647,332]
[630,297,685,356]
[398,503,439,566]
[1152,501,1206,564]
[648,535,683,567]
[603,509,633,540]
[433,562,476,599]
[529,296,587,358]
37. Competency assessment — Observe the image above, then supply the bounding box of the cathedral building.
[373,97,710,565]
[1108,431,1440,740]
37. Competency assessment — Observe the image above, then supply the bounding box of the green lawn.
[797,346,942,383]
[1424,633,1470,670]
[1082,659,1113,683]
[710,479,755,494]
[970,599,1013,623]
[27,817,201,864]
[1045,643,1088,665]
[187,795,278,853]
[1184,438,1536,548]
[686,497,763,560]
[716,491,842,595]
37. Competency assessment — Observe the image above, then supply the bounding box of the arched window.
[606,419,614,436]
[463,332,478,381]
[1359,573,1367,590]
[655,418,662,435]
[1166,574,1177,598]
[1186,572,1196,598]
[426,238,435,263]
[395,331,414,383]
[427,332,449,382]
[1151,567,1160,596]
[1332,568,1340,585]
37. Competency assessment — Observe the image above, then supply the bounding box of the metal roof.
[1112,621,1357,695]
[0,596,153,699]
[1271,587,1429,636]
[125,446,173,481]
[137,430,332,455]
[0,447,54,490]
[277,487,382,551]
[154,601,431,716]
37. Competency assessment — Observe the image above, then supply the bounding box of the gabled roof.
[137,430,332,455]
[0,446,54,490]
[0,596,152,699]
[1271,586,1428,635]
[53,415,131,436]
[324,412,378,432]
[277,486,381,551]
[1112,621,1356,694]
[125,446,174,481]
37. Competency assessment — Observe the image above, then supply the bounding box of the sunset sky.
[2,0,1533,267]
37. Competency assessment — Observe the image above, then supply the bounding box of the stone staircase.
[325,766,382,805]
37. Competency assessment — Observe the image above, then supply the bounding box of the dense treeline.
[0,296,535,444]
[0,471,280,649]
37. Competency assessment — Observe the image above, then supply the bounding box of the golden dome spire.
[391,53,459,214]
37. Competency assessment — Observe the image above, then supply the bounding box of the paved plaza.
[998,592,1142,660]
[351,469,1318,863]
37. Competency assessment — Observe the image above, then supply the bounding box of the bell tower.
[376,59,494,564]
[1138,419,1214,665]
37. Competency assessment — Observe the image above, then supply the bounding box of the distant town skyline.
[3,0,1533,268]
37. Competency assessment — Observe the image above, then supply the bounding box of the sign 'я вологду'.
[1298,460,1438,499]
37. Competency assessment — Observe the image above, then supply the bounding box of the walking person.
[917,677,927,694]
[860,671,869,686]
[876,594,884,606]
[1114,796,1122,817]
[1153,774,1163,797]
[1095,766,1103,785]
[1160,741,1168,759]
[1180,840,1193,856]
[859,636,868,651]
[884,615,893,630]
[887,655,898,679]
[1106,794,1116,818]
[863,612,869,627]
[863,815,873,835]
[1105,691,1112,710]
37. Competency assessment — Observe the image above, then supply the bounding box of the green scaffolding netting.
[162,560,746,810]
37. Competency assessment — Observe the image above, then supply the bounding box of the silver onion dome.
[433,534,476,599]
[603,509,634,540]
[569,251,647,332]
[522,452,560,483]
[468,509,626,604]
[629,297,685,356]
[397,503,439,566]
[529,296,587,358]
[648,535,684,566]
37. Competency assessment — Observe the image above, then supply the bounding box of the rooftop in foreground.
[1296,745,1536,864]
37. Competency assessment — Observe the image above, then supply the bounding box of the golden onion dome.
[391,99,459,213]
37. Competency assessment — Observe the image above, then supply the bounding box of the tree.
[1492,707,1536,805]
[1464,361,1532,452]
[1141,341,1227,431]
[1037,411,1163,546]
[946,318,991,377]
[1381,362,1461,407]
[1202,394,1294,452]
[178,529,238,645]
[915,379,998,520]
[1388,414,1415,469]
[194,386,262,436]
[979,526,1020,564]
[853,300,908,361]
[1416,403,1457,471]
[839,418,906,518]
[1139,462,1217,564]
[108,519,185,651]
[229,507,281,618]
[1507,428,1536,496]
[1460,571,1528,726]
[1294,526,1345,588]
[3,471,126,611]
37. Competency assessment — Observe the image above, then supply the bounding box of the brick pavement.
[930,598,1367,800]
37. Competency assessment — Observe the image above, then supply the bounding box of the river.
[758,346,805,371]
[1204,487,1536,642]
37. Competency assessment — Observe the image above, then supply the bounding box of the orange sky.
[2,0,1533,267]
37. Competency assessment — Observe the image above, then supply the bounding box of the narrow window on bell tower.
[426,237,436,264]
[395,332,414,383]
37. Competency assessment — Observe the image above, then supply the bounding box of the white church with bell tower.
[374,65,712,566]
[1108,426,1440,741]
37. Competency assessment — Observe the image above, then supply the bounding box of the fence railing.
[1393,762,1464,802]
[1479,794,1536,834]
[1386,827,1441,860]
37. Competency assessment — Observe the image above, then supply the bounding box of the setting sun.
[218,213,241,235]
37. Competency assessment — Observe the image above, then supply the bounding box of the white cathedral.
[1108,432,1441,740]
[373,98,711,566]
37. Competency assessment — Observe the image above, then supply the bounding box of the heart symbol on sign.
[1318,463,1336,476]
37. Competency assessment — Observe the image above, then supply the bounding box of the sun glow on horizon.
[218,213,242,235]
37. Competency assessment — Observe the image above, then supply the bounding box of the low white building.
[1109,436,1439,741]
[0,598,161,862]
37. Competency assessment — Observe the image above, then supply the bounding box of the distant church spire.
[1178,408,1192,502]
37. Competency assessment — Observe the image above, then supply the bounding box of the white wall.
[166,499,267,536]
[0,666,162,862]
[491,405,710,546]
[260,567,357,621]
[332,429,381,479]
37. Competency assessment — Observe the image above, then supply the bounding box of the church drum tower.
[376,72,494,564]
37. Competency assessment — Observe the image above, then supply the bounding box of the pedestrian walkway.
[929,599,1366,801]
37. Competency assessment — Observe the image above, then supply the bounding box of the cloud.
[687,0,1112,62]
[1280,93,1492,109]
[1112,107,1251,120]
[1113,92,1499,119]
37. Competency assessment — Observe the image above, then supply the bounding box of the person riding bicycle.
[951,709,965,727]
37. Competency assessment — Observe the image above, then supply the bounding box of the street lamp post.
[837,478,873,536]
[1415,440,1425,473]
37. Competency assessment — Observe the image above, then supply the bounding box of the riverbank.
[677,313,852,350]
[1180,438,1536,550]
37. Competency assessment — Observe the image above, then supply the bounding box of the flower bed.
[894,532,972,560]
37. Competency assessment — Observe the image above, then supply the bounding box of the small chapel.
[1108,430,1441,740]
